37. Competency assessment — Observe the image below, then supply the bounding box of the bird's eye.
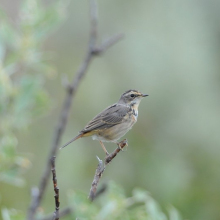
[130,94,135,98]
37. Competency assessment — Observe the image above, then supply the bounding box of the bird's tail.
[60,133,83,149]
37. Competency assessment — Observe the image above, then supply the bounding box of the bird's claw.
[117,139,128,152]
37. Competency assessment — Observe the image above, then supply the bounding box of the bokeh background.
[1,0,220,219]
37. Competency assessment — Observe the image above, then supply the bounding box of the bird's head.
[118,89,148,106]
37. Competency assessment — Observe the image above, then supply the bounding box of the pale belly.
[92,115,137,142]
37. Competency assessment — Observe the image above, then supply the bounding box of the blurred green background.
[1,0,220,219]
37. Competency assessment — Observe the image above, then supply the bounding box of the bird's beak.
[141,94,149,97]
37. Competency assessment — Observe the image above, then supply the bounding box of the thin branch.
[39,207,72,220]
[89,139,128,201]
[27,0,123,219]
[89,156,104,201]
[51,156,59,220]
[40,185,106,220]
[105,139,128,165]
[93,33,125,55]
[89,0,98,47]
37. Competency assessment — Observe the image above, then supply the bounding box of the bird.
[61,89,148,155]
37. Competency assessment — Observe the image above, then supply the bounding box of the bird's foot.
[117,139,128,152]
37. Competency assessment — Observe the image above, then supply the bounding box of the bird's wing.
[81,104,130,133]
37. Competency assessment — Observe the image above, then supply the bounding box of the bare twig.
[89,139,128,201]
[51,156,59,220]
[41,185,106,220]
[27,0,123,219]
[40,186,106,220]
[89,156,104,201]
[40,207,72,220]
[105,139,128,165]
[92,33,125,55]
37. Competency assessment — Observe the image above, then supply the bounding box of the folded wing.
[81,104,130,133]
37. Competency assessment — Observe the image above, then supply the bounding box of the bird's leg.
[99,141,109,156]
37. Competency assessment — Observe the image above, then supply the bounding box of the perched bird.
[61,89,148,154]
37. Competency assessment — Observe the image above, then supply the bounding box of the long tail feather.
[60,133,83,149]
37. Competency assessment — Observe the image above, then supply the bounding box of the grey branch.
[89,156,104,201]
[92,33,125,55]
[27,0,123,219]
[89,139,128,201]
